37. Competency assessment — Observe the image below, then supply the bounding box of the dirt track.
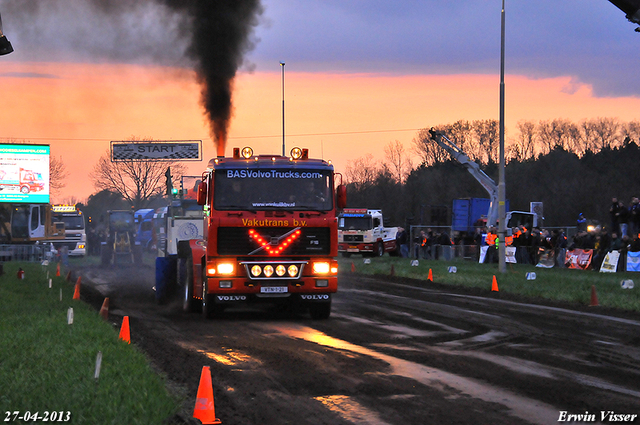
[77,263,640,425]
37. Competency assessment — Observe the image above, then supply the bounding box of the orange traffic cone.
[119,316,130,344]
[590,285,599,307]
[390,264,395,276]
[56,263,61,277]
[73,277,81,300]
[193,366,222,424]
[427,268,433,282]
[99,297,110,320]
[491,275,499,292]
[351,262,356,272]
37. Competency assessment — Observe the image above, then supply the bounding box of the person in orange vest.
[485,227,498,246]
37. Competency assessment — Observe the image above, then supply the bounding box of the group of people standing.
[608,197,640,239]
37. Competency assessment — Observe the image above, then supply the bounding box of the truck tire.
[201,277,219,319]
[309,301,331,320]
[181,254,198,313]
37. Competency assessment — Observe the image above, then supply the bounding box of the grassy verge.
[339,256,640,313]
[0,262,181,424]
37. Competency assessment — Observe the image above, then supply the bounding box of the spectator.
[609,232,623,252]
[577,213,587,232]
[397,227,409,258]
[609,197,620,234]
[618,201,629,238]
[630,197,640,238]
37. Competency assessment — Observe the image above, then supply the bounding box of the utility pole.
[498,0,507,273]
[280,61,285,156]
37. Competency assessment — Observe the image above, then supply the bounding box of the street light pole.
[498,0,507,273]
[280,61,285,156]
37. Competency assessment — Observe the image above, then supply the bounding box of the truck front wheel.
[309,301,331,320]
[201,277,219,319]
[181,255,198,313]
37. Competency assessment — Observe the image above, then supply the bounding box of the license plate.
[260,286,288,294]
[347,246,359,252]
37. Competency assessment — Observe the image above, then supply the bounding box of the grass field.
[0,261,181,424]
[338,255,640,313]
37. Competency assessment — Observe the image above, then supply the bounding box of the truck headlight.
[312,262,330,274]
[217,263,234,275]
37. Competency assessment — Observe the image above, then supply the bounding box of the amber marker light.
[241,147,253,159]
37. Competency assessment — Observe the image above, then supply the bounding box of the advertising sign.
[0,144,50,203]
[111,141,202,161]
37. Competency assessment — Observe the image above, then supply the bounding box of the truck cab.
[338,208,399,257]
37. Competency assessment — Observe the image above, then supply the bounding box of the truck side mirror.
[197,181,207,206]
[336,184,347,210]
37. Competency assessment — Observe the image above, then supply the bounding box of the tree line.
[345,117,640,229]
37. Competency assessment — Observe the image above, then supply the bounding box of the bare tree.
[91,147,186,209]
[50,155,68,197]
[537,119,576,153]
[472,119,499,165]
[621,120,640,145]
[412,127,449,166]
[513,120,537,161]
[383,140,413,184]
[581,117,620,152]
[344,153,381,191]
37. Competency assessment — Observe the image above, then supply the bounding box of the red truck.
[177,146,346,319]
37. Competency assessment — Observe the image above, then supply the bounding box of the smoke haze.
[1,0,264,155]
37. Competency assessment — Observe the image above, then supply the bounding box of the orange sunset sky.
[2,62,640,203]
[1,0,639,203]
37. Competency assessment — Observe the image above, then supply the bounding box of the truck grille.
[342,234,363,242]
[218,227,330,256]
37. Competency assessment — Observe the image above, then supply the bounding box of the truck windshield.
[53,214,84,230]
[214,168,333,211]
[338,216,372,230]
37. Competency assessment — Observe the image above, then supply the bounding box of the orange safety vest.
[485,233,497,246]
[505,235,513,246]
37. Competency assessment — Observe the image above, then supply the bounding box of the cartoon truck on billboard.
[0,167,45,194]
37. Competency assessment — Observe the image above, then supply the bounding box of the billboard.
[0,144,50,203]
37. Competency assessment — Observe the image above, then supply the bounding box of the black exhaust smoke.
[160,0,263,156]
[3,0,263,155]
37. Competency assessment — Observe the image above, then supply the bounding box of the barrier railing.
[0,244,55,262]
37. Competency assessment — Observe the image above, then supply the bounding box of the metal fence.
[0,244,56,262]
[407,225,579,262]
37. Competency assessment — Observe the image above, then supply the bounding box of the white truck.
[338,208,400,257]
[155,176,205,303]
[50,204,86,256]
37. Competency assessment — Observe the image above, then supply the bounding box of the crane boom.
[429,128,499,228]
